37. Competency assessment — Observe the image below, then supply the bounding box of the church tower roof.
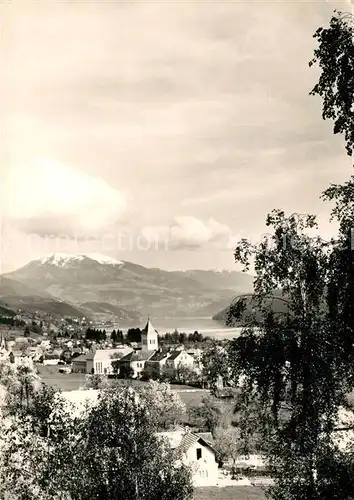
[141,317,159,351]
[142,318,158,336]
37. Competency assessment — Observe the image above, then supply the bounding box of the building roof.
[72,353,93,363]
[119,350,156,363]
[142,319,158,336]
[147,350,170,362]
[196,432,214,445]
[158,430,215,454]
[94,348,132,362]
[166,350,183,361]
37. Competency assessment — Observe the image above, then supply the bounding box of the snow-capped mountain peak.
[83,253,123,266]
[38,253,84,267]
[36,253,123,268]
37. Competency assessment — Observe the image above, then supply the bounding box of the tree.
[84,374,108,390]
[0,359,42,416]
[225,210,354,499]
[140,380,187,430]
[309,11,354,156]
[111,329,117,343]
[202,342,231,394]
[213,427,241,472]
[172,365,202,387]
[0,377,193,500]
[68,387,193,500]
[116,329,124,344]
[126,328,142,343]
[188,394,232,435]
[0,388,84,500]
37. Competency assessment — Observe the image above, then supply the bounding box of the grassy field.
[193,487,266,500]
[35,364,207,407]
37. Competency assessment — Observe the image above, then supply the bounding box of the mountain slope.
[4,253,254,319]
[0,276,86,318]
[213,291,289,326]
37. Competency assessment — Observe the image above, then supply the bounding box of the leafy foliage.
[139,380,187,430]
[310,11,354,155]
[84,374,108,390]
[0,371,194,500]
[224,210,354,499]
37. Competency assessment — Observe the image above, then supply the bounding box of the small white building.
[158,429,219,486]
[93,347,133,375]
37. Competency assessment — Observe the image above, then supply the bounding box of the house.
[8,350,34,369]
[0,335,33,369]
[158,429,219,486]
[164,349,195,375]
[72,352,95,374]
[143,349,170,378]
[118,349,155,378]
[93,347,133,375]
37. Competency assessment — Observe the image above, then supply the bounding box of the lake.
[121,317,243,340]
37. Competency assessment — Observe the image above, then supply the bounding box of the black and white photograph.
[1,1,354,499]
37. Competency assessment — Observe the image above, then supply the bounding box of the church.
[118,318,159,378]
[118,318,196,380]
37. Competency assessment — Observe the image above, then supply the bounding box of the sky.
[1,0,353,273]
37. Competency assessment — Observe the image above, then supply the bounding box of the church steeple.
[141,317,158,351]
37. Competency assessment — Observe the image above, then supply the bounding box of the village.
[2,1,354,498]
[0,315,213,383]
[0,315,271,497]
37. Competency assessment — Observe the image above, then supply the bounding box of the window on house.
[196,448,202,460]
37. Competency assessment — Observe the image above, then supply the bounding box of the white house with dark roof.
[164,349,195,375]
[158,429,218,486]
[143,350,170,378]
[118,349,155,378]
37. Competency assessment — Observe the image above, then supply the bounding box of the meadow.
[36,364,208,407]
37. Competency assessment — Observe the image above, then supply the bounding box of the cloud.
[141,216,231,250]
[0,158,127,237]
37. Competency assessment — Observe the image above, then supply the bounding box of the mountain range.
[1,253,254,323]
